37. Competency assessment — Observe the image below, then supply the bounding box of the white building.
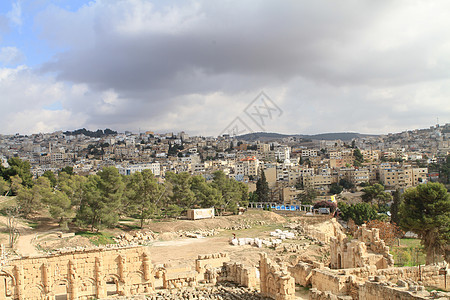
[117,163,161,176]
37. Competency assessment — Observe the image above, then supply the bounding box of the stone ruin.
[0,247,296,300]
[259,253,296,300]
[1,220,448,300]
[286,222,450,300]
[330,224,394,270]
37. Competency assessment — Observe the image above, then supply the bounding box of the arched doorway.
[105,275,120,296]
[53,280,69,300]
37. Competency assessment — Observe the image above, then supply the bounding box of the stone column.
[95,256,107,299]
[13,265,24,300]
[68,260,78,300]
[41,263,50,296]
[118,254,128,296]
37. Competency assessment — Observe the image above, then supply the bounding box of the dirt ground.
[6,209,339,299]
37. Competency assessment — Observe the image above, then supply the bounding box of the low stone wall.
[341,264,448,291]
[309,288,353,300]
[358,280,450,300]
[218,262,259,288]
[311,268,353,296]
[195,253,229,274]
[288,261,316,287]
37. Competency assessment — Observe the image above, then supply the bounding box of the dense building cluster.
[1,124,449,209]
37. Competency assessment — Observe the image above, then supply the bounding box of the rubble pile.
[183,229,219,238]
[270,229,295,239]
[114,231,158,246]
[229,237,282,248]
[229,229,296,248]
[144,284,263,300]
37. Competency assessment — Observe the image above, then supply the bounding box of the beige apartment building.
[361,150,380,162]
[303,174,332,192]
[379,166,428,189]
[236,156,259,177]
[282,186,301,206]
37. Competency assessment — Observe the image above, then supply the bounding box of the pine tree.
[256,168,270,202]
[399,182,450,264]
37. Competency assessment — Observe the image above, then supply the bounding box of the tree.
[329,183,343,195]
[125,170,163,228]
[256,169,270,202]
[338,202,378,225]
[399,182,450,264]
[59,166,74,175]
[212,171,247,214]
[390,189,402,225]
[439,154,450,184]
[166,172,196,210]
[297,188,318,205]
[366,219,403,246]
[362,183,392,205]
[42,170,57,187]
[189,175,222,208]
[16,177,53,218]
[313,201,337,213]
[0,157,33,188]
[339,178,355,190]
[44,190,72,230]
[76,167,124,231]
[353,148,364,167]
[0,177,8,196]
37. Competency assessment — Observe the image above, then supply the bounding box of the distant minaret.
[49,142,52,153]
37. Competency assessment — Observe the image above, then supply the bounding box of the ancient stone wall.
[340,263,449,291]
[0,247,153,300]
[162,265,197,290]
[311,268,354,296]
[218,262,259,288]
[358,280,450,300]
[288,261,320,287]
[330,224,393,269]
[195,253,229,275]
[259,253,295,300]
[309,288,353,300]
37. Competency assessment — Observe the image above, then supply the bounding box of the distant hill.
[63,128,117,137]
[237,132,377,141]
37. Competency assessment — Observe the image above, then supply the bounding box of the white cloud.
[0,46,24,66]
[1,0,449,135]
[7,1,23,28]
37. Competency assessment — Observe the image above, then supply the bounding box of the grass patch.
[426,287,446,292]
[392,238,425,267]
[27,221,39,229]
[119,218,137,222]
[75,231,116,246]
[122,223,142,230]
[0,197,17,216]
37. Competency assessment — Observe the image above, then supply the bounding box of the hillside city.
[1,123,449,206]
[0,124,449,300]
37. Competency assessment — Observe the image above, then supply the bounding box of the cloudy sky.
[1,0,449,136]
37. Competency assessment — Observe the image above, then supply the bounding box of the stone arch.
[51,279,69,300]
[24,284,46,300]
[266,273,277,296]
[0,271,16,298]
[128,271,150,295]
[78,277,96,298]
[104,274,122,296]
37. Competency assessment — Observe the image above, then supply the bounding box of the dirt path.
[15,230,41,256]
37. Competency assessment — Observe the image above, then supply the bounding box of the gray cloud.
[6,0,449,135]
